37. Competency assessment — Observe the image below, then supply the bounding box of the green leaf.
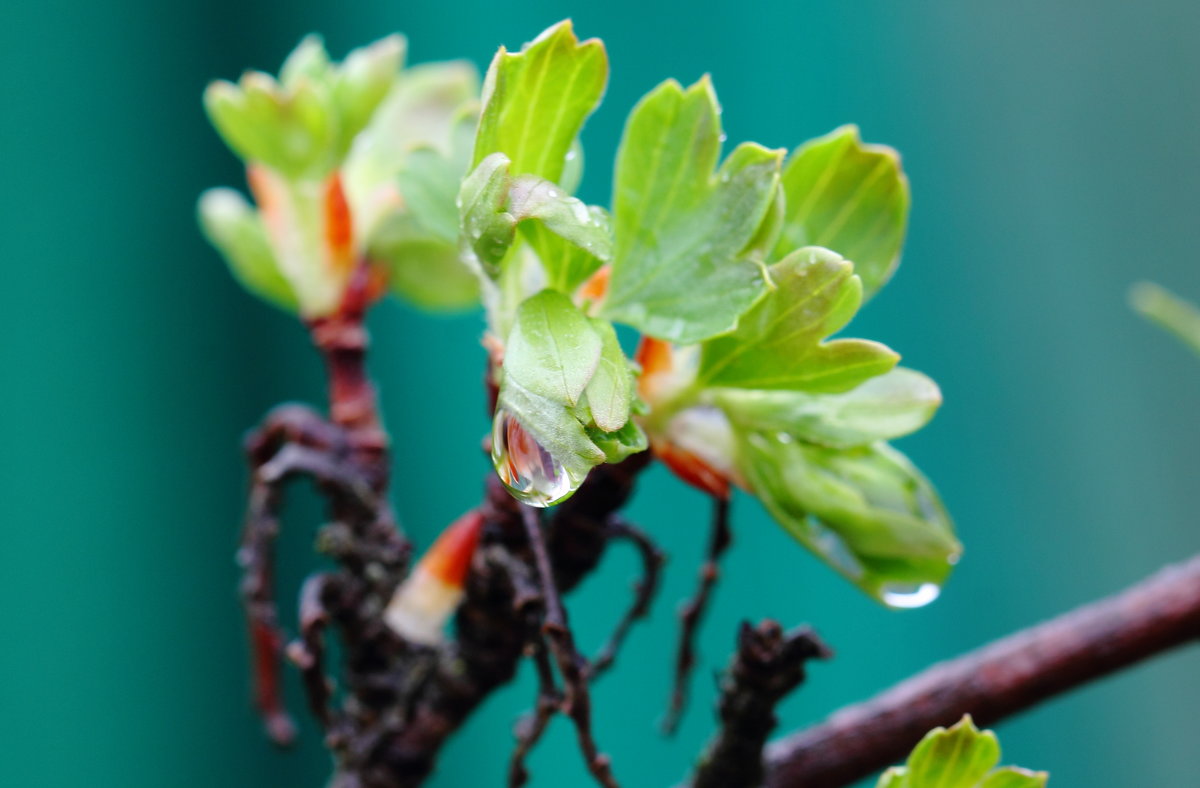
[905,717,1000,788]
[474,20,607,184]
[367,212,478,311]
[459,153,612,282]
[504,290,603,407]
[737,434,959,604]
[396,147,464,243]
[775,125,909,298]
[714,367,941,449]
[979,769,1049,788]
[699,247,898,392]
[604,77,782,344]
[331,35,407,156]
[497,378,606,486]
[1130,281,1200,357]
[587,419,648,463]
[582,319,635,431]
[197,188,297,311]
[878,717,1048,788]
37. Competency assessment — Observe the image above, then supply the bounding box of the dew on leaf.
[491,409,574,507]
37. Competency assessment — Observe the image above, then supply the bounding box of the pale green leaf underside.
[737,434,959,603]
[198,188,297,311]
[775,125,909,299]
[604,77,781,344]
[474,20,607,185]
[504,290,602,406]
[714,367,941,449]
[699,247,898,392]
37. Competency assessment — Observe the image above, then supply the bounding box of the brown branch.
[763,553,1200,788]
[519,504,620,788]
[508,636,562,788]
[588,517,666,680]
[664,496,732,734]
[693,622,831,788]
[286,572,343,730]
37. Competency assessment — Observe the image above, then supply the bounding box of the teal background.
[2,1,1198,786]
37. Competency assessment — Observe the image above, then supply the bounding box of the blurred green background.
[3,1,1198,785]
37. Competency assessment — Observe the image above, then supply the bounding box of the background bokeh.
[3,1,1199,785]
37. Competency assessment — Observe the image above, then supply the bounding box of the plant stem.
[762,553,1200,788]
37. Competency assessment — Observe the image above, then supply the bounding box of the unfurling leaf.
[736,434,959,605]
[458,153,611,281]
[775,125,909,298]
[715,367,941,449]
[474,21,607,184]
[603,78,782,344]
[878,716,1048,788]
[503,290,603,406]
[699,247,898,392]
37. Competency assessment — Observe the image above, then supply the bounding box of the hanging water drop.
[879,581,941,609]
[491,409,574,507]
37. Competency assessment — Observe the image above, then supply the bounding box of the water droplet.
[491,409,575,507]
[718,132,728,143]
[879,582,941,609]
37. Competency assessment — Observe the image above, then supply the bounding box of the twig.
[664,497,732,734]
[589,517,666,679]
[519,505,621,788]
[763,553,1200,788]
[287,572,342,730]
[508,636,562,788]
[692,622,831,788]
[238,474,295,745]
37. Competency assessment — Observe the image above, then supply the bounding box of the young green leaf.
[1130,281,1200,357]
[459,153,612,282]
[582,318,635,431]
[905,716,1000,788]
[775,125,909,298]
[495,379,606,495]
[367,212,479,311]
[714,367,941,449]
[504,290,603,407]
[699,247,898,392]
[736,434,959,605]
[198,188,297,311]
[877,716,1048,788]
[474,21,607,184]
[603,78,782,344]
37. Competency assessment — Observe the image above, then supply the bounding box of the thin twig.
[762,553,1200,788]
[508,636,562,788]
[519,505,621,788]
[664,497,732,734]
[589,517,666,679]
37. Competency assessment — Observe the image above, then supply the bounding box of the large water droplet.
[491,409,574,507]
[879,582,941,609]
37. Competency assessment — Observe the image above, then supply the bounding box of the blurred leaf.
[603,77,782,344]
[737,434,959,604]
[504,290,602,407]
[715,367,941,448]
[396,147,463,243]
[775,125,909,298]
[1130,281,1200,357]
[878,716,1047,788]
[474,21,607,184]
[197,188,297,311]
[980,769,1049,788]
[699,247,898,392]
[368,213,478,311]
[205,35,403,180]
